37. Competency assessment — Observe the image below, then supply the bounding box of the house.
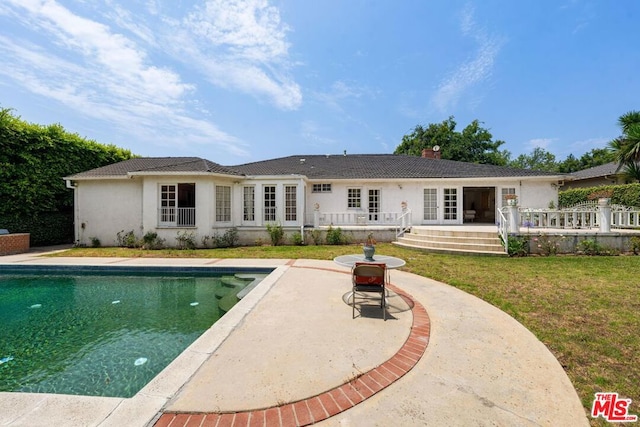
[561,161,631,190]
[64,153,565,247]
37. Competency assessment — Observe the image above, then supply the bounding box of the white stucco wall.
[75,179,142,246]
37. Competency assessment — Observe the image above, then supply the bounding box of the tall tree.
[394,116,510,165]
[508,147,558,172]
[609,110,640,168]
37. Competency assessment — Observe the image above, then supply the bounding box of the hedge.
[0,212,74,246]
[559,183,640,208]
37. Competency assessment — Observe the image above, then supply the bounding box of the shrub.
[630,236,640,255]
[577,238,618,256]
[532,233,564,256]
[222,227,239,247]
[176,231,196,250]
[266,223,284,246]
[291,231,304,246]
[326,225,347,245]
[116,230,139,248]
[142,231,165,250]
[501,234,529,257]
[310,229,323,245]
[90,237,101,248]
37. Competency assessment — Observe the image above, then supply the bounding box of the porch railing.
[158,207,196,227]
[314,211,405,226]
[497,208,508,253]
[396,209,412,238]
[518,204,640,229]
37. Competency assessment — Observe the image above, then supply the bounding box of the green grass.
[52,244,639,424]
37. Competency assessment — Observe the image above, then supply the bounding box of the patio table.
[333,254,406,269]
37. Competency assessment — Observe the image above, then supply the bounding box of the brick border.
[156,269,430,427]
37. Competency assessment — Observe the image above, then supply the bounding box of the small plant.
[201,235,212,248]
[116,230,139,248]
[532,233,564,256]
[266,223,284,246]
[222,227,239,247]
[291,231,304,246]
[326,225,347,245]
[504,193,518,200]
[629,236,640,255]
[90,237,101,248]
[310,229,323,245]
[176,230,197,250]
[142,231,165,250]
[577,238,618,256]
[501,234,529,257]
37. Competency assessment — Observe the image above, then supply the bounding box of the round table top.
[333,254,406,269]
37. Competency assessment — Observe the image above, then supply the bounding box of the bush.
[90,237,101,248]
[291,231,304,246]
[577,238,618,256]
[630,236,640,255]
[116,230,139,248]
[501,234,529,257]
[142,231,165,250]
[326,225,347,245]
[176,231,196,250]
[310,229,323,245]
[559,183,640,208]
[532,233,564,256]
[266,223,284,246]
[0,212,74,246]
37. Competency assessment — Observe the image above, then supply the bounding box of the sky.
[1,0,638,167]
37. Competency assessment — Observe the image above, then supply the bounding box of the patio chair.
[464,210,476,222]
[351,262,387,320]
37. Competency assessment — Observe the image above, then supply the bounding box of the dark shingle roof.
[67,157,243,178]
[67,154,565,180]
[231,154,564,179]
[570,161,621,180]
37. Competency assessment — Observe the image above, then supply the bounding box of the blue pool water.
[0,266,270,398]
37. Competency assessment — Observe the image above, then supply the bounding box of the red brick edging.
[155,271,431,427]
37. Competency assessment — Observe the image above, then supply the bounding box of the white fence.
[513,202,640,230]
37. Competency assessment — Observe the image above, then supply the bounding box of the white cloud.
[527,138,556,150]
[315,80,375,111]
[0,1,249,157]
[431,4,505,112]
[175,0,302,110]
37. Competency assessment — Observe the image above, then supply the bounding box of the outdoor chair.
[351,262,387,320]
[464,210,476,222]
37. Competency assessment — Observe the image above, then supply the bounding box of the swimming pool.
[0,265,271,398]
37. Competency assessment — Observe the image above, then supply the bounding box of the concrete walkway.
[0,250,589,426]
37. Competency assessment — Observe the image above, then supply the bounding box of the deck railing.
[314,211,405,226]
[158,207,196,227]
[518,203,640,229]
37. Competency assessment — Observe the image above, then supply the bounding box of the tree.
[394,116,510,165]
[609,110,640,169]
[578,148,616,169]
[508,147,558,172]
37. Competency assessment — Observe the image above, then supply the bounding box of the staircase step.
[395,226,506,256]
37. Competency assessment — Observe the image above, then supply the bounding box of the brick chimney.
[421,148,441,159]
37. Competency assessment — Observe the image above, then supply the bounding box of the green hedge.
[0,212,74,246]
[559,183,640,208]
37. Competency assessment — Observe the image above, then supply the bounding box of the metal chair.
[351,262,387,320]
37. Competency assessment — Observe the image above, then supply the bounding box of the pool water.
[0,269,266,398]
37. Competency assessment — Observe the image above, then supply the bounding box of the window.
[501,188,516,207]
[215,185,231,222]
[312,183,332,193]
[368,189,380,221]
[347,188,361,208]
[264,185,276,222]
[243,186,255,221]
[423,188,437,221]
[159,183,195,226]
[443,188,458,220]
[285,185,297,221]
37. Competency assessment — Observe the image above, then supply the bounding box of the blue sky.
[1,0,638,166]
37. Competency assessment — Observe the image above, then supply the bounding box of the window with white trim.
[159,183,196,227]
[312,183,332,193]
[215,185,231,222]
[285,185,297,221]
[243,186,255,221]
[347,188,361,209]
[501,188,516,207]
[264,185,276,222]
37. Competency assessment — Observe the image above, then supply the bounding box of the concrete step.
[395,227,506,256]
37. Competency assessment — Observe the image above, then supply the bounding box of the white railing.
[396,209,412,238]
[158,207,196,227]
[497,208,508,253]
[316,211,404,226]
[518,204,640,230]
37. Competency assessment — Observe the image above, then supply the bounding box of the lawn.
[53,244,639,425]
